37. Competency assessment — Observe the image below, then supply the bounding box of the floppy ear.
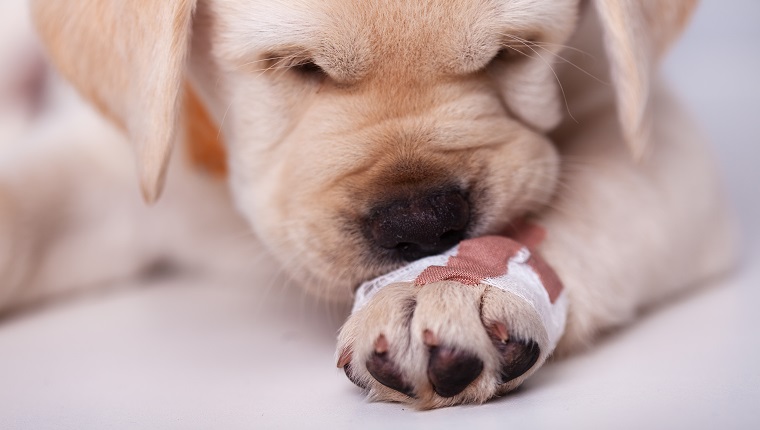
[31,0,197,203]
[594,0,698,159]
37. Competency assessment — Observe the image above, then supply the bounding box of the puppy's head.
[32,0,697,300]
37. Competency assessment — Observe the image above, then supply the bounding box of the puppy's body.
[0,0,735,408]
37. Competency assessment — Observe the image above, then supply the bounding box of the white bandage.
[352,243,567,351]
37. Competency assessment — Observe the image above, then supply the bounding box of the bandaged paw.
[337,230,568,408]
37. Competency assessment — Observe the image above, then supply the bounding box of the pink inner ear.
[415,236,523,286]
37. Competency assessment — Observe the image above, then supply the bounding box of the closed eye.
[492,48,513,63]
[291,59,327,80]
[487,34,542,68]
[485,47,518,70]
[261,51,329,81]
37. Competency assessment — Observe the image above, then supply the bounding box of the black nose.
[366,188,470,261]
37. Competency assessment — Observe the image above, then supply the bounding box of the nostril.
[366,188,470,261]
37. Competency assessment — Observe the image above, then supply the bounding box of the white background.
[1,0,759,428]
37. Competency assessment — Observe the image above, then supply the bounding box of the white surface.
[1,1,759,428]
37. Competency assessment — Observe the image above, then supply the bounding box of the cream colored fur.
[0,0,736,409]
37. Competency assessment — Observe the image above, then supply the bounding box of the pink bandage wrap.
[352,225,568,350]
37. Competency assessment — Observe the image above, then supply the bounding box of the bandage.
[352,235,568,350]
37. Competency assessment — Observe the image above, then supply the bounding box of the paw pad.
[337,232,567,408]
[365,335,415,398]
[427,345,484,397]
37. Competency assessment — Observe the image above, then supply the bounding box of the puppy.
[0,0,735,409]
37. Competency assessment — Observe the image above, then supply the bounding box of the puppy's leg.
[0,88,252,313]
[543,88,737,355]
[0,100,147,310]
[338,280,551,409]
[337,88,736,408]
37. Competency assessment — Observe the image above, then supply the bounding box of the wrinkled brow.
[218,1,373,80]
[215,0,324,56]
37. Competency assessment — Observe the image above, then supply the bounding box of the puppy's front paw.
[337,278,560,409]
[336,235,566,409]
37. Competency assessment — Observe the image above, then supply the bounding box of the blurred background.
[0,0,758,428]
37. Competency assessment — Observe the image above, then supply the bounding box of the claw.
[374,334,389,354]
[422,329,438,347]
[337,348,352,368]
[488,322,509,343]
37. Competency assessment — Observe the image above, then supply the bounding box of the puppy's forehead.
[217,0,578,75]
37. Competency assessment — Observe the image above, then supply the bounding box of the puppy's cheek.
[228,176,280,238]
[227,147,362,291]
[472,136,559,234]
[515,137,561,206]
[226,163,300,257]
[243,193,370,301]
[497,60,564,133]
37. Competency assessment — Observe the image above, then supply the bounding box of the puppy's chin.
[231,131,560,304]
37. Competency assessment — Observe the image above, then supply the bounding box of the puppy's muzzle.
[366,188,470,261]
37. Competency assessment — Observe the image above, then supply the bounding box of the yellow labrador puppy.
[0,0,735,409]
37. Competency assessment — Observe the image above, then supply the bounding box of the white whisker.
[502,34,578,124]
